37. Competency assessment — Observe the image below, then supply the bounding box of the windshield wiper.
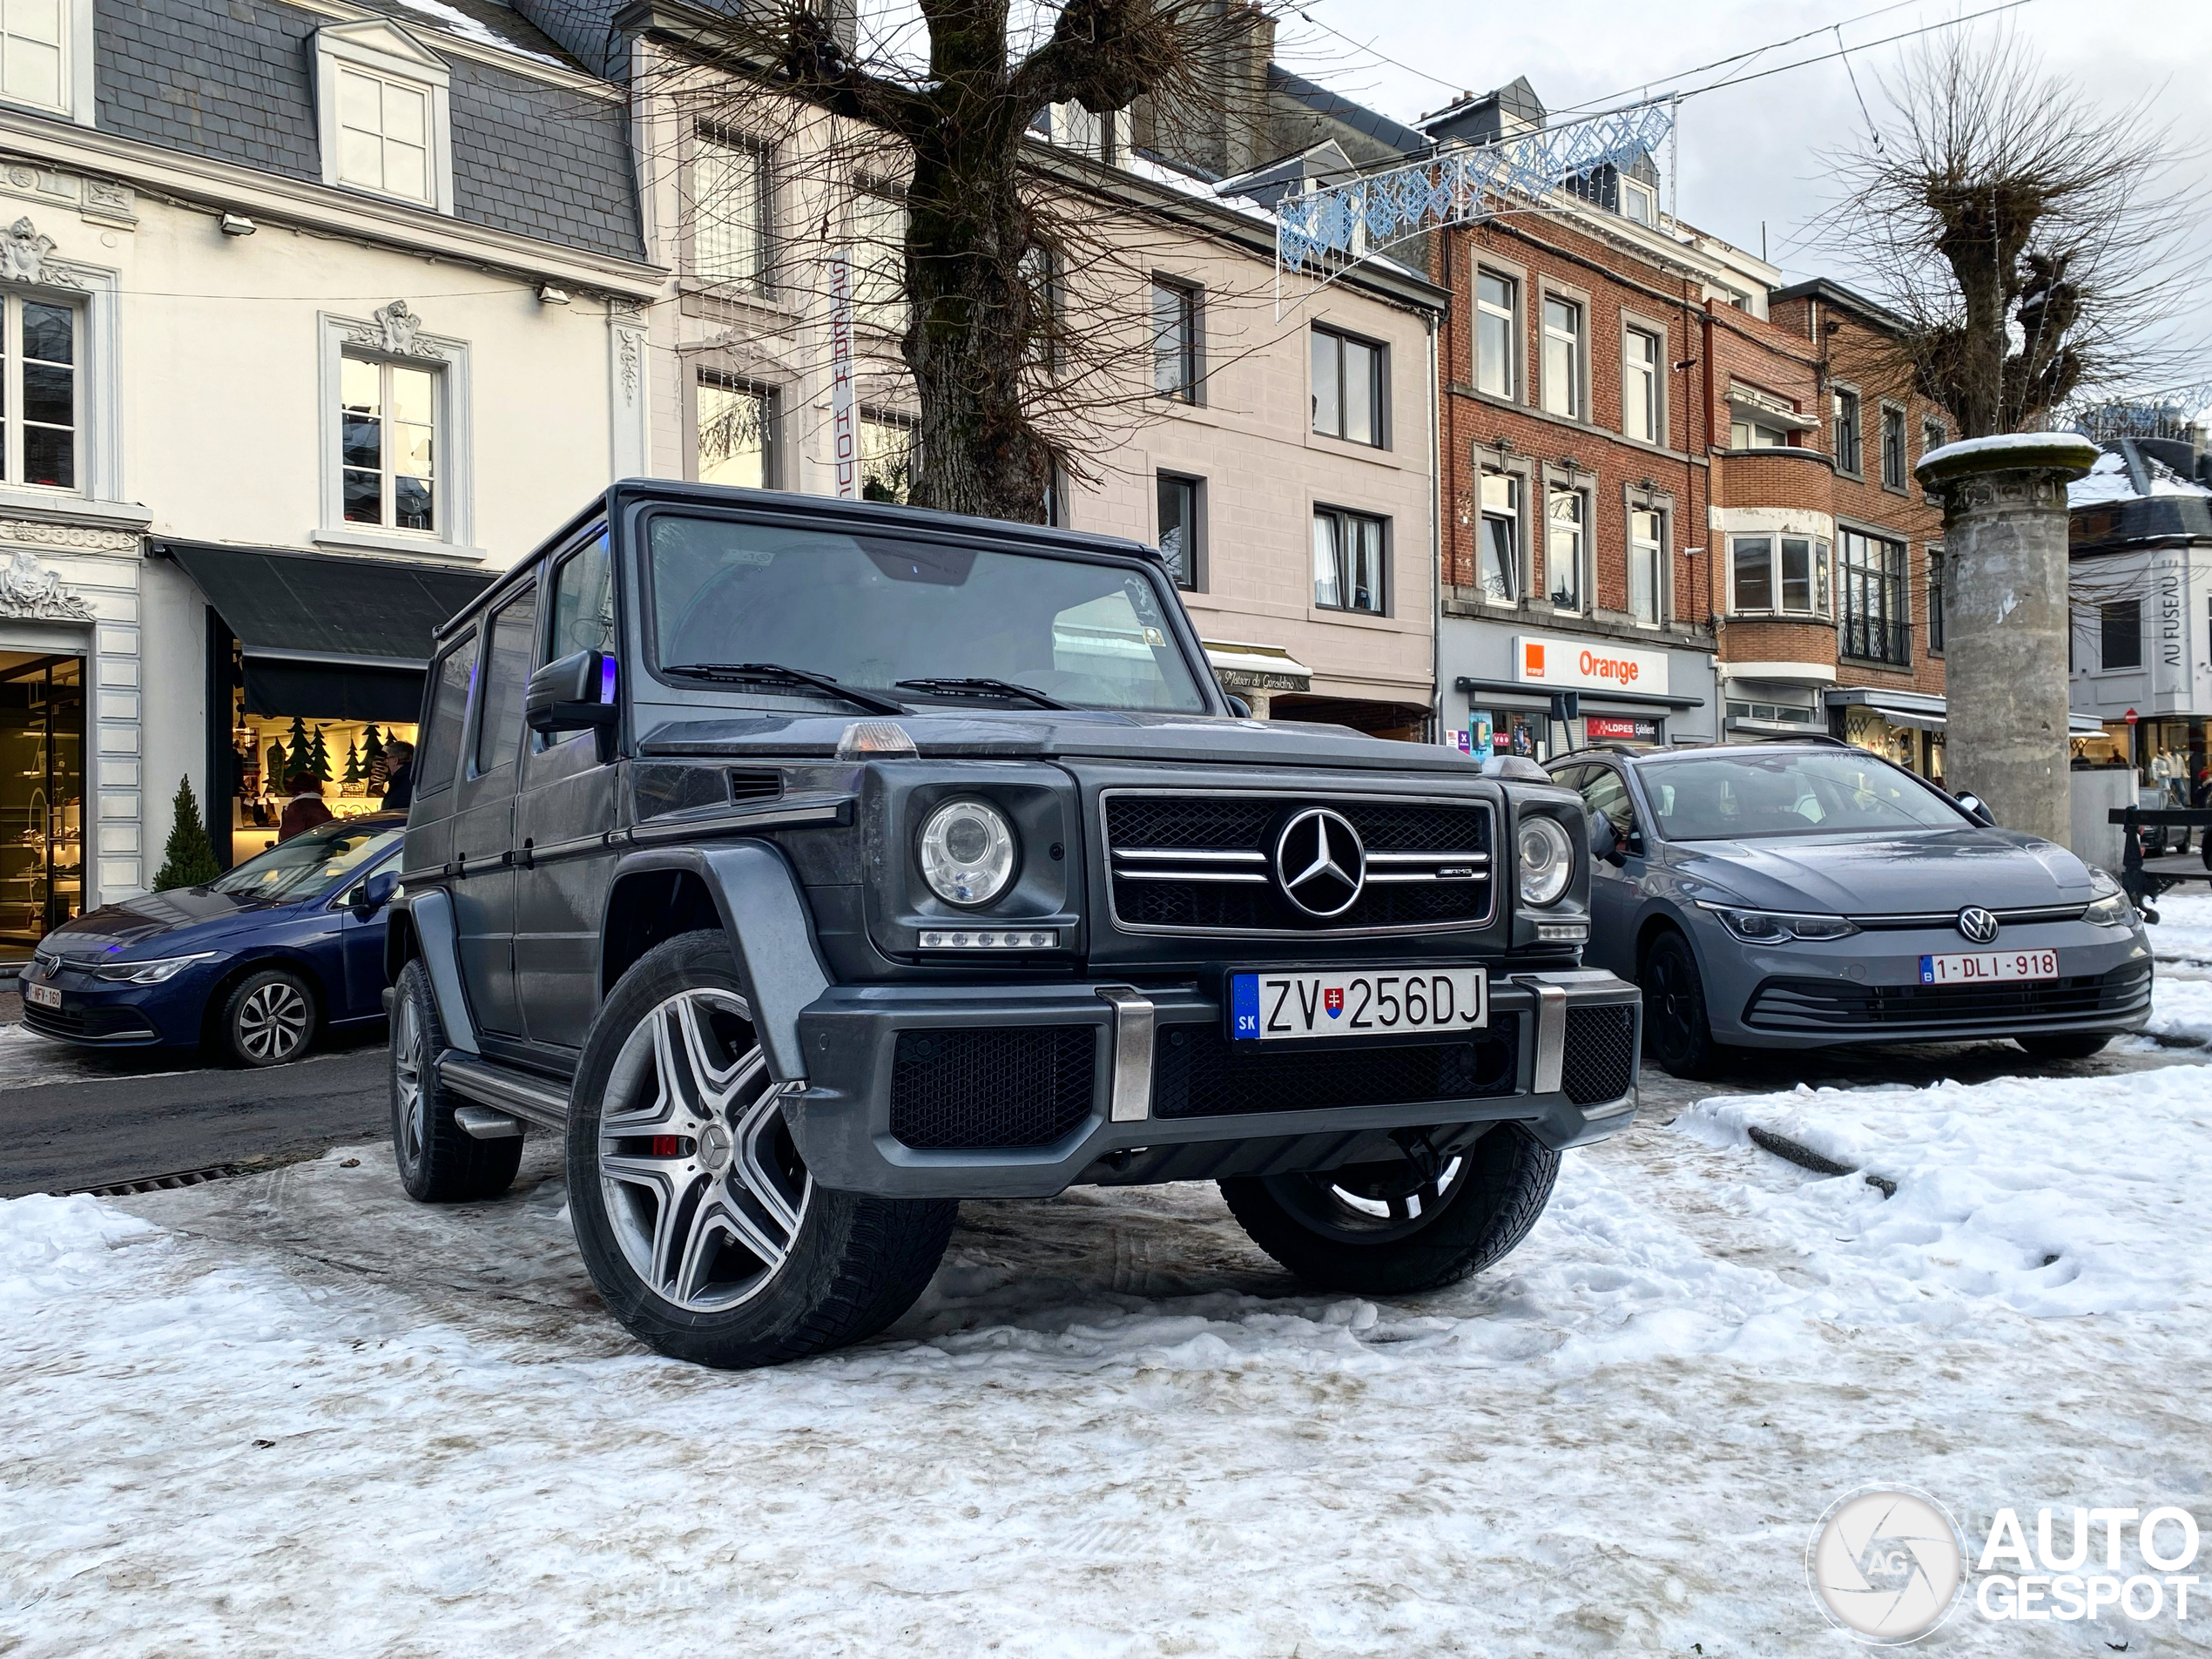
[661,662,907,716]
[894,676,1070,711]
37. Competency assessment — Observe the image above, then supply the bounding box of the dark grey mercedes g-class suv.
[385,483,1640,1369]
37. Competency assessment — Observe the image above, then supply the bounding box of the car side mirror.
[350,868,399,917]
[1588,813,1628,868]
[1955,791,1997,827]
[527,650,619,760]
[1223,693,1251,718]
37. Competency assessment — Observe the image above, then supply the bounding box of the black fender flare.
[603,840,831,1085]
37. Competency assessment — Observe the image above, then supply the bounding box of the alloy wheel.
[394,992,425,1168]
[237,979,311,1062]
[597,988,811,1313]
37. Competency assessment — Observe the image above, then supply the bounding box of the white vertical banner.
[829,247,857,499]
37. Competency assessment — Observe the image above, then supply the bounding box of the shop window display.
[229,682,414,864]
[0,654,82,949]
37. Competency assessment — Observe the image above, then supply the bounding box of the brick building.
[1421,81,1964,777]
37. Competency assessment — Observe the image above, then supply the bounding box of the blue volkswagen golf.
[18,814,405,1066]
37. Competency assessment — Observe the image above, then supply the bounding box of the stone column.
[1914,434,2101,847]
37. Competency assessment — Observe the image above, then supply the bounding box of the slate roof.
[93,0,644,263]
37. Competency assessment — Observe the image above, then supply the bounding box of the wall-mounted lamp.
[219,212,255,237]
[536,283,571,306]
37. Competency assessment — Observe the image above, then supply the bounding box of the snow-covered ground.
[2147,890,2212,970]
[3,1009,2209,1652]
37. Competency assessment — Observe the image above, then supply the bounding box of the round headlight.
[1516,815,1575,908]
[918,799,1018,907]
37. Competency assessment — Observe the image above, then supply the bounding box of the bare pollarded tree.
[1817,24,2203,439]
[624,0,1285,523]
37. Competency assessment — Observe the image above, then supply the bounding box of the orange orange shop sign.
[1511,633,1670,696]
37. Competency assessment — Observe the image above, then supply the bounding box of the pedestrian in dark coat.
[277,772,333,842]
[381,740,417,813]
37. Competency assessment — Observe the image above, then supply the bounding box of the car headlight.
[1696,903,1860,943]
[92,951,219,984]
[917,799,1018,907]
[1516,815,1575,908]
[2083,870,2135,927]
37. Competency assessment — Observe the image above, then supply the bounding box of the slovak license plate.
[1231,969,1487,1041]
[1919,949,2059,985]
[23,980,59,1008]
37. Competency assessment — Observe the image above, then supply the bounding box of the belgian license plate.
[23,980,59,1008]
[1919,949,2059,985]
[1231,969,1487,1041]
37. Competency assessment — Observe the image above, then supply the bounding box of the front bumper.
[15,963,202,1047]
[784,968,1642,1198]
[1708,921,2154,1048]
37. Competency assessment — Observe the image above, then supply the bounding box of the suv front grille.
[1150,1022,1519,1118]
[888,1026,1096,1150]
[1561,1004,1636,1105]
[1103,792,1494,935]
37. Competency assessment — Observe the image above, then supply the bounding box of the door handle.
[519,838,535,870]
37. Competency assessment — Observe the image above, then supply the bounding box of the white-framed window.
[1623,327,1660,443]
[696,373,774,489]
[1475,271,1515,399]
[1730,419,1788,448]
[1629,508,1663,627]
[692,127,772,293]
[1313,506,1385,614]
[1730,533,1830,617]
[313,23,454,212]
[0,293,77,490]
[1541,297,1581,419]
[860,410,916,502]
[1621,179,1657,225]
[1546,484,1583,610]
[0,0,87,121]
[341,354,439,532]
[1478,470,1518,603]
[850,181,907,334]
[317,309,473,556]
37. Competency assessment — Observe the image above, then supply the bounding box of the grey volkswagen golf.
[1547,740,2152,1078]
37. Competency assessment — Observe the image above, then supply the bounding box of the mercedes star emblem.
[1955,906,2000,944]
[1275,807,1366,918]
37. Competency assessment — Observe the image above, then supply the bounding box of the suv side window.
[470,588,538,778]
[539,534,614,751]
[417,635,476,797]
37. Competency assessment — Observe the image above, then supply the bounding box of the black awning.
[159,540,494,722]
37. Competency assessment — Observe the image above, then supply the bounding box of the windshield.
[645,516,1209,712]
[1636,751,1968,840]
[207,819,401,902]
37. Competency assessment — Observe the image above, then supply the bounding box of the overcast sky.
[1273,0,2212,360]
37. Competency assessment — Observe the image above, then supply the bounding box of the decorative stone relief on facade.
[0,549,94,619]
[0,218,81,288]
[611,300,647,407]
[0,519,142,555]
[0,158,136,226]
[347,300,444,360]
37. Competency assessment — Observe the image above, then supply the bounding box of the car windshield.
[1635,751,1967,840]
[645,516,1209,712]
[206,819,401,902]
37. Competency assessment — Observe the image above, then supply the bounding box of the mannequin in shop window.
[278,772,333,842]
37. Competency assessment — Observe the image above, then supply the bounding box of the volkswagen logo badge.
[1275,807,1366,918]
[1955,906,2000,944]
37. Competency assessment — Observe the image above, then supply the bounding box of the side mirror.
[1588,813,1627,868]
[527,649,617,733]
[351,867,400,917]
[1955,791,1997,827]
[1223,693,1252,718]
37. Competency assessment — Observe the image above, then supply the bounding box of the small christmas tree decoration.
[342,738,361,785]
[285,716,312,779]
[152,776,221,891]
[362,725,388,791]
[309,725,332,782]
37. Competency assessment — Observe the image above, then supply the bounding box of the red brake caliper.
[651,1135,682,1157]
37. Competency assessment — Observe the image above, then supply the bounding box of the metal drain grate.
[70,1163,239,1197]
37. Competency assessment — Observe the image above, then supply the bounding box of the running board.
[438,1051,571,1131]
[454,1105,523,1140]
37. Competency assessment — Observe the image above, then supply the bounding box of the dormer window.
[0,0,89,123]
[1621,179,1656,225]
[314,22,455,213]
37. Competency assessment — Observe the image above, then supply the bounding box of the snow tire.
[389,956,523,1203]
[1640,927,1726,1081]
[566,931,956,1370]
[1219,1122,1561,1296]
